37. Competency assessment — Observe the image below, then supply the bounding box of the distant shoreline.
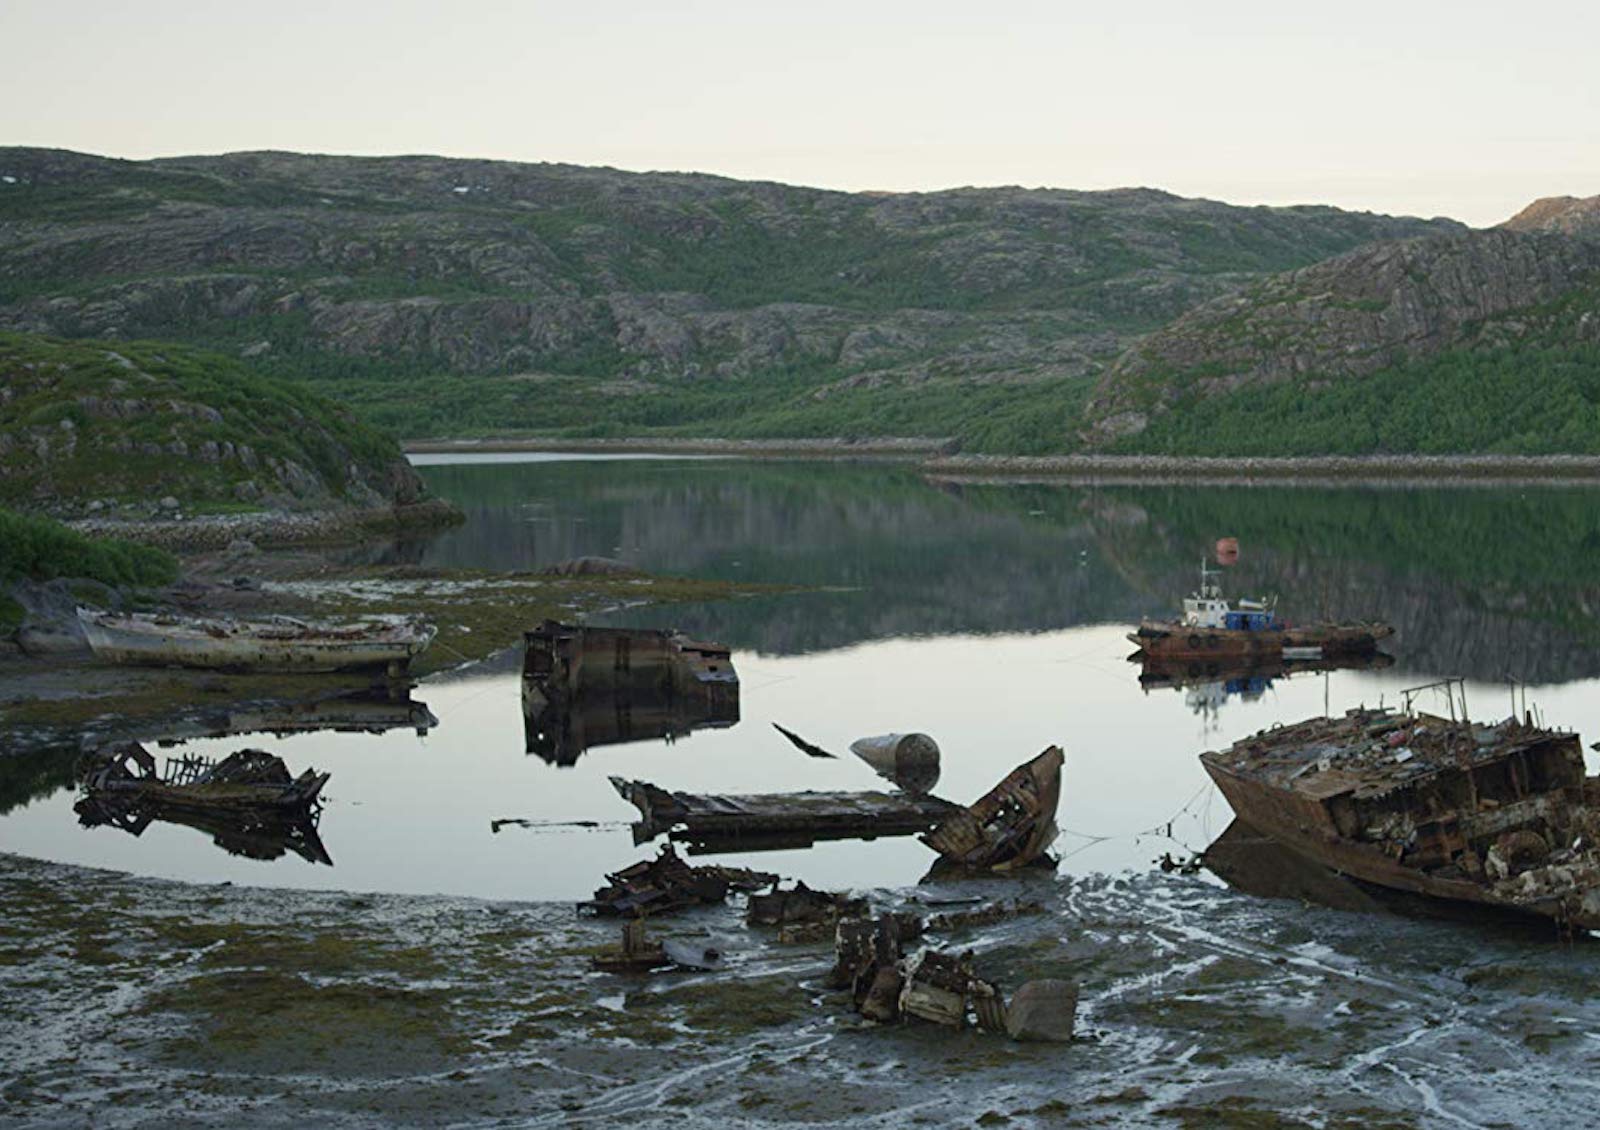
[403,438,1600,482]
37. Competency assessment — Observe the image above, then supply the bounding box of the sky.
[2,0,1596,227]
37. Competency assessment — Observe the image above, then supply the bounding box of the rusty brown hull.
[1201,755,1580,927]
[1130,620,1393,660]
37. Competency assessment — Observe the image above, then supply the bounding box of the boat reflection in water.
[521,620,740,766]
[157,687,439,745]
[73,744,333,865]
[1135,651,1394,716]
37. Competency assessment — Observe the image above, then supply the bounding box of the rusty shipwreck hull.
[1131,620,1393,661]
[922,746,1064,872]
[522,620,739,765]
[1200,703,1600,931]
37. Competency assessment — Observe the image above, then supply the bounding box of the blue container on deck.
[1223,610,1276,631]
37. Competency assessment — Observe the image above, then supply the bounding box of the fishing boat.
[77,608,435,675]
[1128,562,1391,661]
[1199,680,1600,931]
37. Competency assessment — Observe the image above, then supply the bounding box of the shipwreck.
[75,743,332,864]
[1200,680,1600,932]
[522,620,739,765]
[78,608,436,676]
[611,745,1064,871]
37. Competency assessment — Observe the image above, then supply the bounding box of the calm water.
[9,456,1600,901]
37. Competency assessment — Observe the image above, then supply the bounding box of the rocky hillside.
[1082,224,1600,452]
[0,148,1459,444]
[0,331,431,517]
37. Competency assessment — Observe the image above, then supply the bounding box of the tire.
[1188,634,1203,650]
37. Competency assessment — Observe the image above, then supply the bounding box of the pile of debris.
[830,912,1076,1042]
[579,844,777,917]
[748,881,867,943]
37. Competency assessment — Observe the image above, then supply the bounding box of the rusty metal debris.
[1200,679,1600,931]
[610,776,958,853]
[828,912,1074,1040]
[922,747,1064,872]
[747,882,866,943]
[579,844,776,917]
[522,620,738,766]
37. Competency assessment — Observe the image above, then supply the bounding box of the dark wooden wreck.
[78,743,329,817]
[611,776,958,852]
[922,747,1064,872]
[74,743,332,864]
[522,620,739,765]
[1200,688,1600,931]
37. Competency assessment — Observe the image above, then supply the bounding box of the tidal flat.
[6,851,1600,1127]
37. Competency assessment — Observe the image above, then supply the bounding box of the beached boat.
[1199,680,1600,931]
[77,608,435,675]
[1129,562,1391,661]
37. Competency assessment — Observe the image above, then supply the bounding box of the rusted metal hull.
[1203,736,1600,928]
[1130,620,1393,661]
[522,621,739,765]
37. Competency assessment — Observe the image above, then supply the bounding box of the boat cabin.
[1180,562,1278,631]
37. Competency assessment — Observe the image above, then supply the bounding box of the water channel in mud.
[8,454,1600,903]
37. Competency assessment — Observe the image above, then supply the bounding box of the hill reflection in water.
[407,458,1600,684]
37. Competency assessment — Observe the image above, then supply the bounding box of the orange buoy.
[1215,537,1239,565]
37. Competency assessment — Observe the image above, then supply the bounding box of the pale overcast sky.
[3,0,1596,226]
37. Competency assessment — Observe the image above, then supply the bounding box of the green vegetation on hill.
[1115,340,1600,456]
[0,507,177,588]
[0,331,425,512]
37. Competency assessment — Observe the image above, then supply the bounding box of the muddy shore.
[6,849,1599,1128]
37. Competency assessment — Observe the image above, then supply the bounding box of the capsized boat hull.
[78,609,435,674]
[1130,619,1392,661]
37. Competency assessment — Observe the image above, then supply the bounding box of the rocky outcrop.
[1084,229,1600,441]
[1502,195,1600,239]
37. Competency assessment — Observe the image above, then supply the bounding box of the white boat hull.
[77,610,435,674]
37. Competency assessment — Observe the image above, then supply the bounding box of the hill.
[0,148,1459,448]
[0,331,434,517]
[1083,227,1600,455]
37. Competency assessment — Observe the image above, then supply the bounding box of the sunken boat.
[1199,681,1600,931]
[1129,562,1392,662]
[522,620,739,765]
[78,609,435,676]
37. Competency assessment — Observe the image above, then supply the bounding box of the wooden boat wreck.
[79,743,330,816]
[1200,681,1600,931]
[612,746,1064,871]
[611,776,959,852]
[579,844,776,916]
[78,609,436,675]
[522,620,738,765]
[1129,562,1392,661]
[922,747,1064,872]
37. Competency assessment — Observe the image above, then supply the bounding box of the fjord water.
[9,455,1600,902]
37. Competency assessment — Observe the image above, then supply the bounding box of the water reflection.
[520,620,739,765]
[1135,652,1396,718]
[408,459,1600,683]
